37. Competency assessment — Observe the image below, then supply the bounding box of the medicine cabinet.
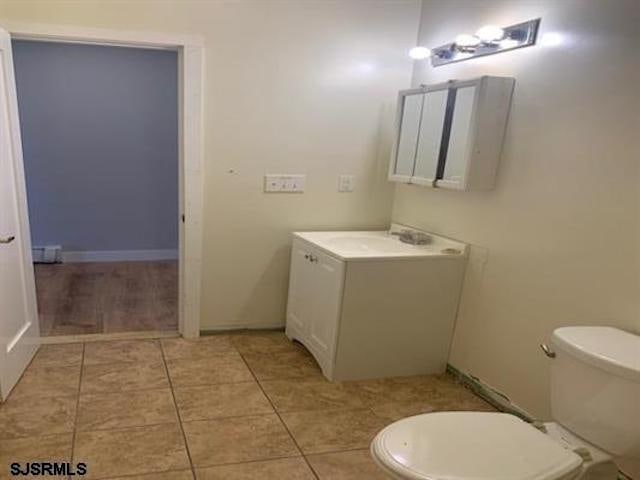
[389,76,515,190]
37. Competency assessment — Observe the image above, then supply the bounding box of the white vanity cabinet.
[389,75,515,190]
[286,240,344,368]
[285,228,468,381]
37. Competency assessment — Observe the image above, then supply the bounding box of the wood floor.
[34,261,178,336]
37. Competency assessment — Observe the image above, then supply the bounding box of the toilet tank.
[549,327,640,468]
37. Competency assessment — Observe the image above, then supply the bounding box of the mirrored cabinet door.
[441,85,476,186]
[413,89,449,182]
[393,93,424,178]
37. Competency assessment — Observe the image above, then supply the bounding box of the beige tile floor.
[0,331,494,480]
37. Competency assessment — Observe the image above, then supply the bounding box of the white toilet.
[371,326,640,480]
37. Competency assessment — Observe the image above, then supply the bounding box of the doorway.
[0,24,203,399]
[5,23,207,340]
[12,40,179,336]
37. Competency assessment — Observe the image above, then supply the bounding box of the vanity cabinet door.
[307,249,344,362]
[286,240,345,377]
[286,241,316,336]
[413,89,449,184]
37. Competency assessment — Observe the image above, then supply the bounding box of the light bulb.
[499,38,520,49]
[409,46,431,60]
[455,34,481,48]
[476,25,505,42]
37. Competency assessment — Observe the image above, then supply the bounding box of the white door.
[0,27,40,401]
[307,249,344,361]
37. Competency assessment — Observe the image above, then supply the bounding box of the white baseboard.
[61,249,178,263]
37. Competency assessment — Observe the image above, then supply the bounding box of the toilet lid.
[372,412,582,480]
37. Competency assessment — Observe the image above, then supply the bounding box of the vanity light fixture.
[408,18,540,66]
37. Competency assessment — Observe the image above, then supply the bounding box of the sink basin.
[293,226,466,261]
[323,236,421,255]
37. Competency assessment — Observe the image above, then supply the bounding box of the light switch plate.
[338,175,355,192]
[264,174,306,193]
[264,174,282,192]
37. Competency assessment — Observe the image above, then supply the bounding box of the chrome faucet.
[390,229,431,245]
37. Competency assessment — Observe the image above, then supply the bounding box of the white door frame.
[1,21,205,338]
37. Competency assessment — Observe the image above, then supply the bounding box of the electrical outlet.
[283,175,305,192]
[338,175,355,192]
[264,174,306,193]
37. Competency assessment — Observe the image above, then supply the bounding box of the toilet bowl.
[371,326,640,480]
[371,412,617,480]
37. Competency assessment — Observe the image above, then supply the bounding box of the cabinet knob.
[304,254,310,260]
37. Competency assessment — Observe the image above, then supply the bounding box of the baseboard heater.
[32,245,62,264]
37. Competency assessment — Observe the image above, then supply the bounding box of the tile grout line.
[185,453,307,473]
[70,342,86,469]
[85,467,192,480]
[73,419,188,435]
[305,445,377,457]
[159,339,198,480]
[164,448,374,474]
[77,383,184,395]
[165,410,294,425]
[238,350,321,480]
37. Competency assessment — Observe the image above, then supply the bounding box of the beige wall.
[5,0,638,419]
[0,0,421,328]
[395,0,640,417]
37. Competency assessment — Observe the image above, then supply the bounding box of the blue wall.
[12,40,178,252]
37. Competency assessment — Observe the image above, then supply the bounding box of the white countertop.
[292,225,467,261]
